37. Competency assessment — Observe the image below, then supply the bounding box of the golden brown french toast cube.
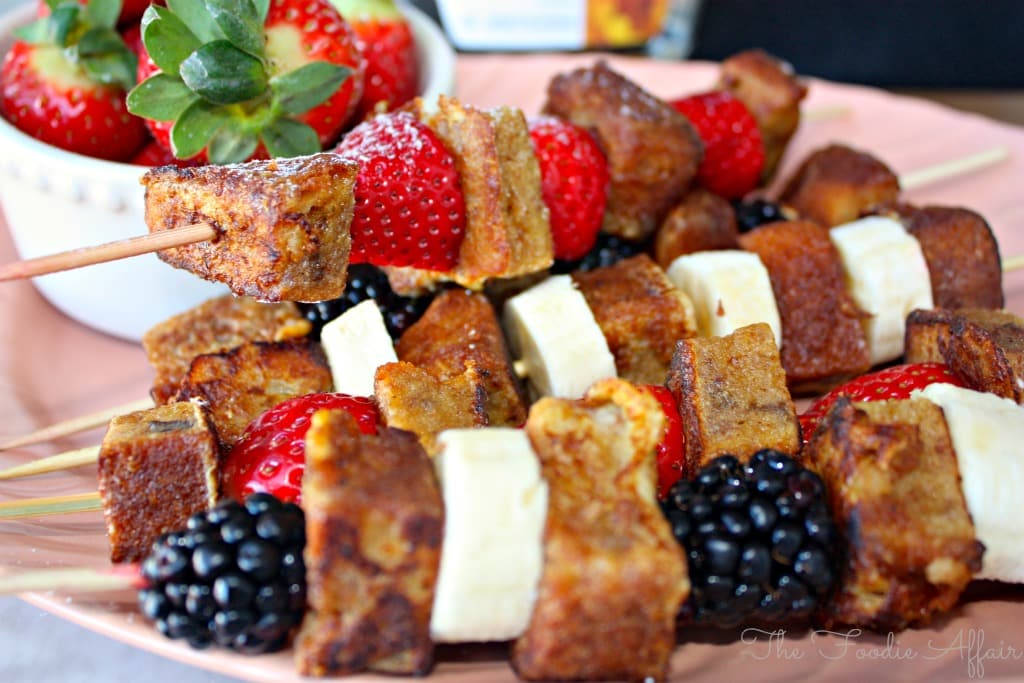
[97,401,220,563]
[386,96,553,294]
[718,49,807,181]
[667,323,800,475]
[512,379,688,682]
[174,338,332,448]
[295,410,442,677]
[653,187,741,269]
[778,144,900,227]
[942,311,1024,403]
[142,295,311,405]
[396,288,526,426]
[543,60,702,241]
[806,398,982,631]
[739,220,871,392]
[572,254,697,385]
[142,153,357,302]
[903,308,957,363]
[374,360,488,455]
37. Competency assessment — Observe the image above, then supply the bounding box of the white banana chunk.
[665,250,782,347]
[916,383,1024,583]
[430,428,548,642]
[319,299,397,396]
[503,274,616,398]
[829,216,933,365]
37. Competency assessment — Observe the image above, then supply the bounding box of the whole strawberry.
[641,384,686,499]
[222,393,380,505]
[127,0,365,164]
[335,110,466,270]
[799,362,965,444]
[528,115,609,261]
[331,0,418,121]
[0,0,148,161]
[670,91,764,200]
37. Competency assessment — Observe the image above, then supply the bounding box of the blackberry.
[298,264,431,340]
[661,450,838,628]
[138,494,306,653]
[733,198,787,233]
[551,232,648,274]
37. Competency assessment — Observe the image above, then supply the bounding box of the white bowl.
[0,1,455,341]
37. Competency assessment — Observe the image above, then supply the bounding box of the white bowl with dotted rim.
[0,1,455,341]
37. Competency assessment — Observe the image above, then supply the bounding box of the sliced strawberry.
[222,393,379,505]
[641,384,686,499]
[128,0,364,164]
[335,110,466,270]
[669,91,765,199]
[799,362,966,443]
[331,0,418,121]
[0,0,147,161]
[528,115,609,261]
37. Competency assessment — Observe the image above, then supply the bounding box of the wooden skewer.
[0,398,153,451]
[0,446,101,480]
[802,104,850,123]
[900,146,1010,191]
[0,565,143,596]
[0,491,102,519]
[0,222,216,283]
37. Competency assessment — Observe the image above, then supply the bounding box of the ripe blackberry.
[733,198,788,232]
[138,494,306,653]
[660,450,838,628]
[551,232,648,273]
[298,264,431,340]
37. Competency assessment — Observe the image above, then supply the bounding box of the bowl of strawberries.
[0,0,454,341]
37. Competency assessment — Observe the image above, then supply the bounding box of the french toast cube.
[374,360,489,455]
[295,410,442,677]
[142,153,357,302]
[942,311,1024,403]
[174,338,332,448]
[396,288,526,426]
[903,308,958,363]
[543,60,702,241]
[653,187,741,269]
[778,144,900,227]
[806,398,983,631]
[142,295,311,405]
[667,322,800,475]
[717,49,807,181]
[97,401,220,563]
[512,379,688,682]
[572,254,697,385]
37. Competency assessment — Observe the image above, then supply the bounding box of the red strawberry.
[129,0,365,164]
[528,115,609,261]
[331,0,418,121]
[641,384,686,499]
[335,110,466,270]
[0,1,147,161]
[669,90,765,199]
[222,393,379,505]
[799,362,965,443]
[129,139,202,167]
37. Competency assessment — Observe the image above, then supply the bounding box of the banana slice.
[829,216,933,365]
[319,300,397,396]
[503,274,616,398]
[665,250,782,347]
[916,383,1024,583]
[430,428,548,642]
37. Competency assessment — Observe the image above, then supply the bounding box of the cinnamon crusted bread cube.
[396,289,526,426]
[739,220,871,392]
[97,401,220,563]
[806,398,983,631]
[374,360,489,455]
[295,410,442,677]
[778,144,900,227]
[572,254,697,385]
[143,153,357,302]
[667,323,800,476]
[513,379,688,682]
[174,338,332,448]
[142,295,311,405]
[544,60,702,241]
[653,187,741,269]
